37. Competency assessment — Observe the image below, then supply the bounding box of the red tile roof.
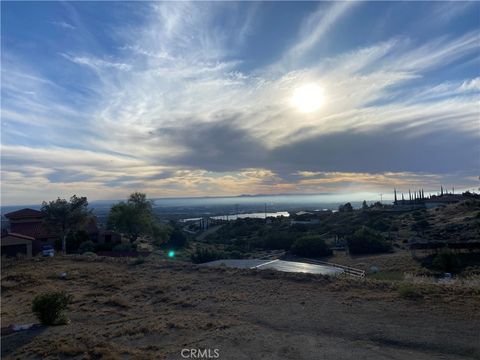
[4,208,43,220]
[1,232,35,241]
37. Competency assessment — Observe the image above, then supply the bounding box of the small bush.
[191,248,223,264]
[94,242,114,252]
[290,236,333,258]
[263,232,296,250]
[131,256,145,266]
[81,251,97,257]
[32,292,72,325]
[167,229,188,248]
[113,243,134,252]
[397,284,423,300]
[432,251,462,272]
[346,227,392,255]
[78,241,95,254]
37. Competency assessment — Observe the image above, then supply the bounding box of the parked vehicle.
[42,245,55,257]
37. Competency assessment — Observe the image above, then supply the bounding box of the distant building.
[1,231,34,257]
[2,208,120,254]
[424,194,465,209]
[4,208,57,254]
[392,187,470,210]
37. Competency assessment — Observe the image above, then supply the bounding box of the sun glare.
[291,83,325,113]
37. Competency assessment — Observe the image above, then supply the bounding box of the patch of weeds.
[130,256,145,266]
[369,271,404,281]
[104,296,130,309]
[397,283,424,300]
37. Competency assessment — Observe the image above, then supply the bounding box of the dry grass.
[2,256,480,360]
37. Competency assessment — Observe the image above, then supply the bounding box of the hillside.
[2,256,480,360]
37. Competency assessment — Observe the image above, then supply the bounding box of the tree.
[167,228,188,248]
[290,235,333,258]
[107,192,154,243]
[411,219,430,236]
[362,200,368,210]
[346,226,392,255]
[65,230,90,253]
[338,202,353,212]
[41,195,91,253]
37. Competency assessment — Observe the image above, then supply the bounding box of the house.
[424,194,465,209]
[3,208,121,254]
[1,231,34,257]
[4,208,57,254]
[99,229,122,244]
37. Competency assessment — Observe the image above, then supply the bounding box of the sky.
[1,1,479,205]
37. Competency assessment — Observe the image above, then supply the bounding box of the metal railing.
[293,257,366,277]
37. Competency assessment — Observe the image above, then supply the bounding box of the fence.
[292,257,366,277]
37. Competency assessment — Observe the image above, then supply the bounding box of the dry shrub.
[397,283,424,300]
[2,273,40,291]
[104,295,130,308]
[32,292,73,325]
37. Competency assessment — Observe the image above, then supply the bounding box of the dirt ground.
[1,256,479,360]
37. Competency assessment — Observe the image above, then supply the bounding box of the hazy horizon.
[2,2,479,206]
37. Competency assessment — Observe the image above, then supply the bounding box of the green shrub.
[94,242,114,252]
[32,292,72,325]
[290,236,333,258]
[397,284,423,300]
[411,219,430,234]
[113,243,134,252]
[346,227,392,255]
[167,229,188,248]
[131,256,145,266]
[82,251,97,257]
[432,251,462,272]
[78,240,95,254]
[191,248,224,264]
[66,230,90,253]
[263,232,297,250]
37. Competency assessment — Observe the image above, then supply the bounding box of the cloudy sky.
[1,1,479,205]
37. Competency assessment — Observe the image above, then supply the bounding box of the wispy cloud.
[50,20,76,30]
[284,2,358,63]
[60,53,132,71]
[1,2,479,204]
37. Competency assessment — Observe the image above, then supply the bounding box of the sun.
[291,83,325,113]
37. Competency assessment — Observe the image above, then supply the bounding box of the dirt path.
[1,257,479,359]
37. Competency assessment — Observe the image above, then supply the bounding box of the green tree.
[346,226,392,255]
[362,200,368,210]
[152,223,172,246]
[167,228,188,248]
[41,195,92,253]
[338,202,353,212]
[107,192,154,243]
[65,230,90,253]
[432,251,462,273]
[290,235,333,258]
[411,219,430,236]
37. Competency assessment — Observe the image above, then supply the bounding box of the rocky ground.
[1,256,479,360]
